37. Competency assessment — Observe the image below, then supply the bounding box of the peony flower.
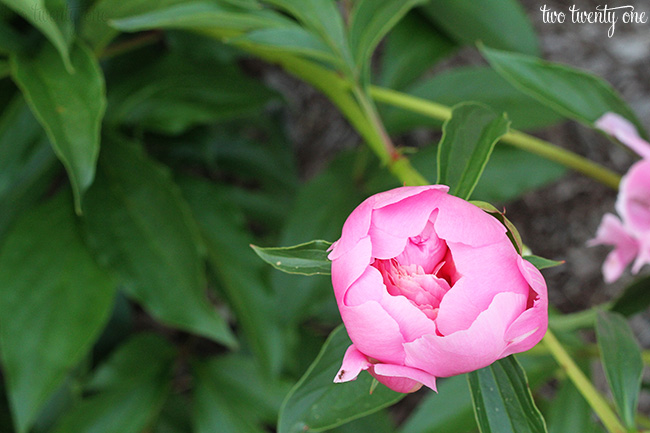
[590,113,650,282]
[328,186,548,393]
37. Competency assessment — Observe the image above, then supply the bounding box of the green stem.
[549,304,611,332]
[543,329,628,433]
[369,86,622,190]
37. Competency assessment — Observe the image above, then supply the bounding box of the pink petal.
[435,241,528,335]
[332,236,373,302]
[368,189,444,258]
[328,199,374,261]
[596,112,650,159]
[616,160,650,234]
[334,344,371,383]
[404,291,527,377]
[378,291,438,342]
[340,300,406,365]
[589,213,639,283]
[372,185,448,209]
[370,363,437,393]
[500,257,548,356]
[342,265,384,306]
[433,194,506,247]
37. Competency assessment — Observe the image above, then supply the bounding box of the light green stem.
[543,329,628,433]
[369,86,622,190]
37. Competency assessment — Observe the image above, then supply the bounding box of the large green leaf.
[251,240,332,276]
[192,355,292,433]
[82,136,236,348]
[52,333,175,433]
[595,311,643,429]
[419,0,539,55]
[11,40,106,212]
[106,51,276,135]
[179,176,284,374]
[437,102,510,199]
[384,66,565,133]
[278,325,404,433]
[379,12,456,90]
[1,0,73,68]
[0,192,116,433]
[0,96,57,242]
[348,0,427,77]
[610,275,650,318]
[468,356,547,433]
[481,46,646,137]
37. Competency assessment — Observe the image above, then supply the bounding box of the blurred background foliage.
[0,0,645,432]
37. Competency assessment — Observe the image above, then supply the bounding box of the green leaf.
[379,12,456,90]
[595,311,643,429]
[523,255,564,270]
[278,325,404,433]
[179,176,284,374]
[251,240,332,276]
[106,51,276,135]
[108,1,291,41]
[0,192,116,433]
[349,0,427,74]
[82,135,236,348]
[610,275,650,318]
[0,96,57,242]
[86,333,177,392]
[471,145,567,203]
[11,40,106,212]
[1,0,73,69]
[261,0,352,71]
[384,66,565,133]
[437,102,510,199]
[192,355,292,433]
[546,379,598,433]
[230,26,341,67]
[399,376,476,433]
[481,46,646,137]
[419,0,539,55]
[467,355,547,433]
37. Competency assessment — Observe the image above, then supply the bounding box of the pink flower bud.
[329,186,548,393]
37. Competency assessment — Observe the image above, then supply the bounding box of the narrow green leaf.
[595,311,643,429]
[251,240,332,276]
[11,40,106,212]
[419,0,539,55]
[610,275,650,318]
[261,0,352,71]
[467,356,547,433]
[437,102,510,199]
[278,325,404,433]
[379,12,456,90]
[231,26,341,67]
[481,46,647,137]
[108,1,291,41]
[179,176,283,374]
[1,0,73,69]
[349,0,427,73]
[82,136,236,348]
[384,66,564,133]
[0,192,116,433]
[523,255,564,271]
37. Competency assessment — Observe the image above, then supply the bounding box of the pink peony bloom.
[591,113,650,281]
[328,186,548,393]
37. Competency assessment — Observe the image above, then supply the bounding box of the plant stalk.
[369,86,622,190]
